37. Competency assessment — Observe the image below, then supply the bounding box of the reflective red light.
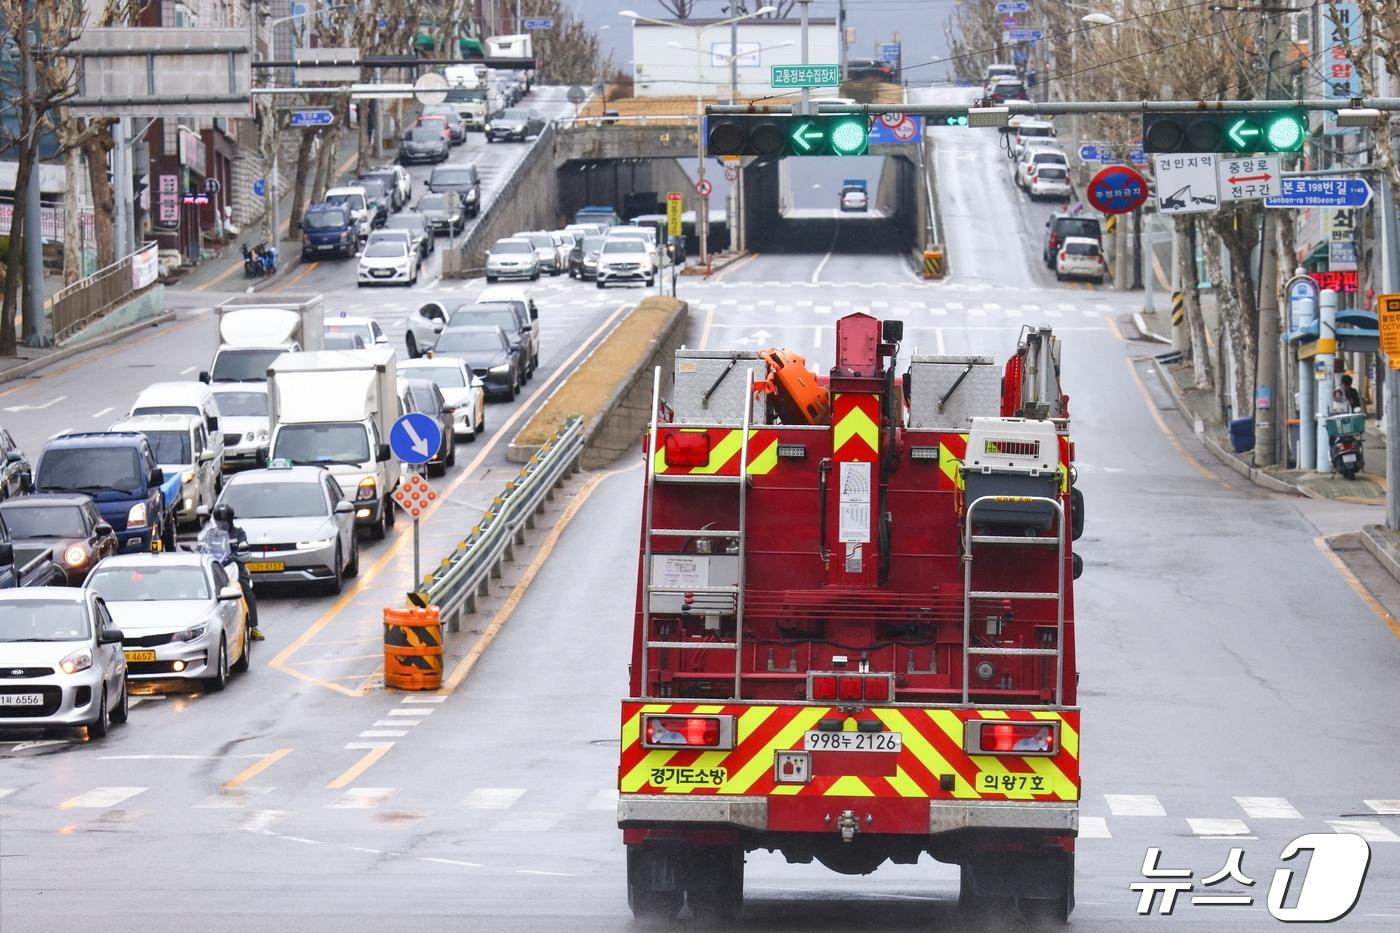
[646,716,721,747]
[664,431,711,467]
[810,675,838,700]
[838,676,863,701]
[862,677,890,702]
[983,722,1056,754]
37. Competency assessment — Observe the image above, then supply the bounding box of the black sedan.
[569,234,604,280]
[400,126,450,164]
[0,494,119,586]
[485,108,545,142]
[429,325,521,401]
[416,192,466,236]
[384,212,434,258]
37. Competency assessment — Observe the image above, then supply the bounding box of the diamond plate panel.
[671,351,765,426]
[907,355,1001,431]
[618,795,769,831]
[928,801,1079,835]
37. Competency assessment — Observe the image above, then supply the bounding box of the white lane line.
[345,741,395,750]
[1106,794,1165,817]
[358,730,407,738]
[282,836,324,845]
[588,789,619,811]
[5,395,67,413]
[813,325,823,349]
[328,787,395,809]
[517,869,578,877]
[0,788,14,799]
[1059,302,1077,312]
[1044,307,1063,317]
[373,720,419,728]
[1079,816,1112,839]
[400,696,446,704]
[814,305,832,315]
[195,787,274,809]
[60,786,148,809]
[929,306,947,317]
[811,211,841,284]
[1235,796,1302,820]
[91,407,113,419]
[946,301,964,311]
[422,857,483,867]
[1328,820,1400,842]
[461,788,526,810]
[969,305,987,317]
[1365,799,1400,815]
[238,810,291,833]
[180,366,197,375]
[490,811,563,832]
[1005,306,1023,318]
[388,708,433,716]
[1187,818,1252,837]
[934,328,947,355]
[351,847,385,855]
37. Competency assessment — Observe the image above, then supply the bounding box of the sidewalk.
[1133,301,1387,506]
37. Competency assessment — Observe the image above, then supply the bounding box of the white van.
[324,186,373,244]
[129,382,224,467]
[110,413,219,526]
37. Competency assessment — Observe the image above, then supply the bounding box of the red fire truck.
[618,313,1084,922]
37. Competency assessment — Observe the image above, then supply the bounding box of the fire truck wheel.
[1016,852,1074,923]
[626,847,683,921]
[685,846,744,922]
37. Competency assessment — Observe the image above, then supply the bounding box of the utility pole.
[21,0,48,347]
[837,0,847,80]
[1380,171,1400,528]
[797,0,811,116]
[1252,8,1286,467]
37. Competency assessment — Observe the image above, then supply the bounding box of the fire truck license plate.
[803,731,903,752]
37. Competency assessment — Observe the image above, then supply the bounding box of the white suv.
[596,238,654,288]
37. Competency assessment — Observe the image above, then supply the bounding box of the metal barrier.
[48,243,158,342]
[413,417,584,632]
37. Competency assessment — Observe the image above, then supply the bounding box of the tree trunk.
[1200,222,1253,417]
[62,143,83,285]
[1178,217,1212,389]
[312,124,339,206]
[289,129,316,237]
[82,122,117,267]
[0,137,31,356]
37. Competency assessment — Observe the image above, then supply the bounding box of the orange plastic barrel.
[383,606,443,691]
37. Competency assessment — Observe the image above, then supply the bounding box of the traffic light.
[1142,110,1307,153]
[705,115,870,158]
[936,114,969,127]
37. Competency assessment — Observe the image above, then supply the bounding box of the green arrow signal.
[791,121,824,153]
[1226,119,1260,149]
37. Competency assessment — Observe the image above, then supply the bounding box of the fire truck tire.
[626,847,683,921]
[685,846,744,922]
[1016,852,1074,923]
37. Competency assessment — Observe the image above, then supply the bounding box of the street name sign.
[1078,144,1099,161]
[1264,176,1373,209]
[1216,155,1282,202]
[1007,28,1044,41]
[771,64,841,88]
[523,18,554,29]
[1152,153,1220,215]
[289,109,334,127]
[996,1,1030,11]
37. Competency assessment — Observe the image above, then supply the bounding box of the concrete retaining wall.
[451,126,563,273]
[583,303,689,469]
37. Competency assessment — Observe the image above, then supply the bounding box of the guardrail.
[49,242,158,342]
[413,416,584,632]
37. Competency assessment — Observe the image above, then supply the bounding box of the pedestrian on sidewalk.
[1341,374,1363,413]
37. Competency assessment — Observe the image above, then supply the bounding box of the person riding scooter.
[198,504,264,641]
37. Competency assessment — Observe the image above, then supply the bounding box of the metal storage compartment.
[961,417,1060,530]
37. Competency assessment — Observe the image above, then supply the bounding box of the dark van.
[1043,212,1104,268]
[301,202,356,260]
[427,164,481,217]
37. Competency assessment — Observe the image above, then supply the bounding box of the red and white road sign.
[724,165,738,182]
[392,472,439,518]
[666,191,683,202]
[695,178,713,198]
[878,113,905,129]
[891,118,918,141]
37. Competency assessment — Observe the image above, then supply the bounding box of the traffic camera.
[1142,110,1307,153]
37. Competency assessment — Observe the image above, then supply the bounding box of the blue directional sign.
[253,178,266,197]
[1078,144,1099,161]
[390,413,442,466]
[289,109,334,127]
[1007,28,1044,41]
[1264,176,1373,209]
[879,43,900,64]
[523,17,554,29]
[996,1,1030,11]
[1128,146,1145,164]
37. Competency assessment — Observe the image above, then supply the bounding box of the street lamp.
[620,6,777,266]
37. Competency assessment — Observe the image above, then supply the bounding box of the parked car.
[108,413,220,528]
[1043,212,1104,267]
[1010,119,1057,155]
[485,237,541,282]
[383,212,434,258]
[1015,148,1069,190]
[420,104,467,144]
[323,185,373,244]
[300,201,358,260]
[400,125,450,164]
[398,357,486,443]
[1055,236,1106,284]
[324,313,387,349]
[427,163,481,217]
[397,379,455,476]
[1028,163,1072,200]
[86,552,251,690]
[447,301,535,380]
[34,432,178,553]
[847,59,895,81]
[0,495,118,586]
[415,113,454,145]
[430,325,521,400]
[357,236,420,286]
[208,385,269,472]
[485,107,545,142]
[405,301,448,358]
[0,588,129,737]
[514,231,563,275]
[417,191,466,236]
[569,234,604,279]
[0,428,29,501]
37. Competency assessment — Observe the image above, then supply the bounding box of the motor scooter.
[1326,413,1366,480]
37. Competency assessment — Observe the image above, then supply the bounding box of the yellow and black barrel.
[383,606,443,690]
[922,248,945,278]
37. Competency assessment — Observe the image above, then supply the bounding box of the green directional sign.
[771,64,841,88]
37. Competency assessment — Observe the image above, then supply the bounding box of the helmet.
[212,504,236,525]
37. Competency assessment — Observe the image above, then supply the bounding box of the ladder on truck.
[639,365,755,700]
[961,495,1067,705]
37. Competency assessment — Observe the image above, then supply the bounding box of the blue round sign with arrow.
[389,412,442,466]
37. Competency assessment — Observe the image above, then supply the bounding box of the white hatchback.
[357,237,419,286]
[1055,236,1106,284]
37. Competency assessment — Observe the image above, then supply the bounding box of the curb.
[1360,524,1400,587]
[0,311,177,386]
[1132,311,1171,345]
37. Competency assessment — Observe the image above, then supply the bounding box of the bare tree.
[522,0,602,86]
[656,0,699,18]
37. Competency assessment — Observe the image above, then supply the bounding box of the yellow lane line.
[1123,357,1226,488]
[268,301,632,695]
[289,652,384,666]
[1314,535,1400,640]
[326,745,392,789]
[438,464,635,695]
[271,261,319,293]
[223,747,293,789]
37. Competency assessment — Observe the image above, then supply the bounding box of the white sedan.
[1055,236,1106,284]
[357,237,420,286]
[86,552,251,691]
[840,188,868,212]
[406,301,448,358]
[399,358,487,441]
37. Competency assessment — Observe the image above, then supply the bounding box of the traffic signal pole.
[705,97,1400,117]
[1380,171,1400,530]
[1252,8,1285,468]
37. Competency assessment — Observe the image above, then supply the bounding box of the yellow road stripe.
[1124,357,1226,487]
[1315,535,1400,640]
[326,745,392,789]
[223,747,292,789]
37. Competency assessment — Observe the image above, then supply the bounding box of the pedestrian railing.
[412,417,584,632]
[49,242,159,343]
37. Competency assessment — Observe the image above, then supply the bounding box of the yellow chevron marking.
[1031,711,1079,759]
[826,775,876,797]
[887,765,925,799]
[980,709,1010,719]
[691,430,744,475]
[651,445,668,474]
[938,443,965,489]
[833,404,880,455]
[747,439,779,475]
[722,706,827,794]
[882,709,978,800]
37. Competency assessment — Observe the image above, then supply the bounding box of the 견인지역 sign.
[1152,153,1220,215]
[1086,164,1148,215]
[666,192,683,237]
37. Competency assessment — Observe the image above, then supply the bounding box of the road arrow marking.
[1228,173,1272,184]
[3,395,67,413]
[401,420,432,458]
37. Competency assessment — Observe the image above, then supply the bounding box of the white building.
[630,18,839,99]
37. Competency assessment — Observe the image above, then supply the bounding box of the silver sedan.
[86,552,250,691]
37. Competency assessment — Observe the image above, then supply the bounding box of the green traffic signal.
[1144,110,1307,154]
[706,115,870,158]
[828,118,869,155]
[942,114,969,127]
[1264,112,1305,151]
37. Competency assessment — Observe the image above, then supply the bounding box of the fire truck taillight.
[808,673,894,703]
[838,677,864,701]
[810,675,838,700]
[964,720,1060,756]
[663,431,711,467]
[641,714,735,749]
[862,676,891,702]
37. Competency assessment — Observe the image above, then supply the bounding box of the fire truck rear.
[619,312,1083,922]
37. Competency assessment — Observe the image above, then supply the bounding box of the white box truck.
[485,35,534,90]
[202,294,325,384]
[266,348,401,538]
[445,64,490,129]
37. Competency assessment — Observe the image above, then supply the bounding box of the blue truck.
[32,432,182,553]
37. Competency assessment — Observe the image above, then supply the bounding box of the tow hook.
[837,809,859,843]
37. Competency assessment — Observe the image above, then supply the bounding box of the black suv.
[1043,213,1103,267]
[427,164,481,218]
[847,59,895,82]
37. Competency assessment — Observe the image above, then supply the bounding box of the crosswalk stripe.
[1005,306,1023,317]
[388,708,433,717]
[238,810,291,833]
[1235,796,1302,819]
[969,306,987,317]
[1079,816,1112,839]
[359,730,408,738]
[814,306,832,315]
[1044,307,1062,317]
[60,786,147,809]
[400,696,446,704]
[1327,820,1400,842]
[1187,818,1252,837]
[588,789,619,811]
[929,306,947,316]
[1106,794,1165,816]
[1364,799,1400,815]
[328,788,395,809]
[0,788,13,799]
[462,788,527,810]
